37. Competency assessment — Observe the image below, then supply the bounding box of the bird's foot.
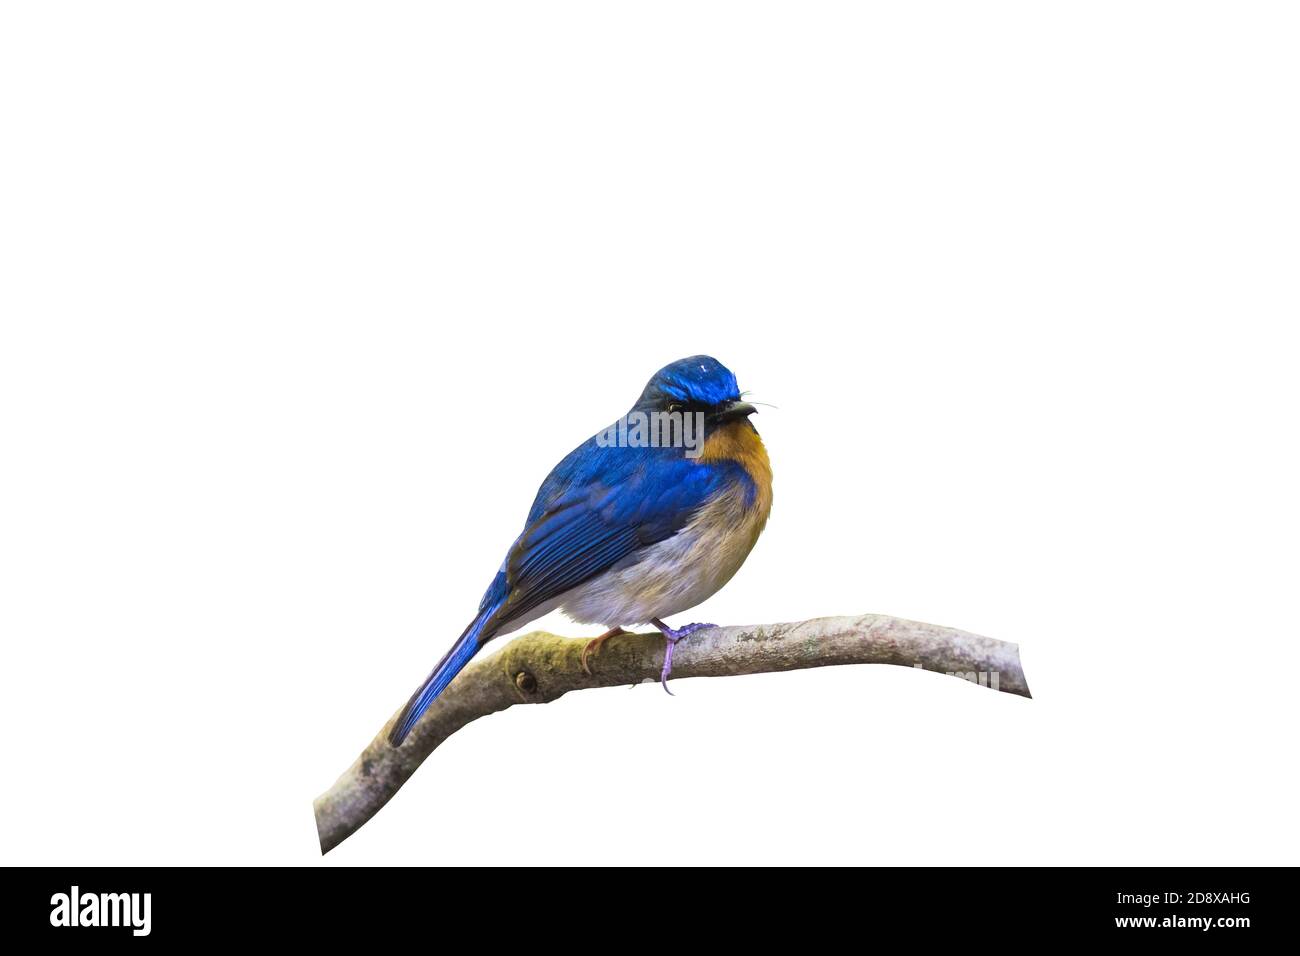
[581,626,626,676]
[650,619,717,695]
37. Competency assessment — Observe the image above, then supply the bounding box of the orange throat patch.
[699,421,773,515]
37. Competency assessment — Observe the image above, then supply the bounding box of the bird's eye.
[667,403,682,414]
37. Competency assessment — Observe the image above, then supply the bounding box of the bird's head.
[634,355,757,427]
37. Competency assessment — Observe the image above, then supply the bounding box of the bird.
[387,355,772,747]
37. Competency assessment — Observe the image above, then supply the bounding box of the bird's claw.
[651,620,717,694]
[581,627,626,676]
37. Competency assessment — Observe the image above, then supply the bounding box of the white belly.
[558,479,770,627]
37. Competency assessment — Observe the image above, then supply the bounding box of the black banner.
[8,866,1288,944]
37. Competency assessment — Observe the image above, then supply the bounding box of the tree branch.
[313,613,1032,853]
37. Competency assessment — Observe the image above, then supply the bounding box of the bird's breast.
[699,420,773,517]
[690,419,772,584]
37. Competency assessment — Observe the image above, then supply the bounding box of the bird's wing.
[485,452,739,631]
[389,444,746,746]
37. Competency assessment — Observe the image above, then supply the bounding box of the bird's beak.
[714,400,758,424]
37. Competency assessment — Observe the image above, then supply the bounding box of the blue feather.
[387,601,499,746]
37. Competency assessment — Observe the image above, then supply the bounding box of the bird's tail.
[388,606,496,747]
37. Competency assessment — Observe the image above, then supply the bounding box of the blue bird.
[388,355,772,747]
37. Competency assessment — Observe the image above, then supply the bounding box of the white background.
[3,3,1297,866]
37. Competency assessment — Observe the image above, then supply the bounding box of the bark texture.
[314,613,1032,853]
